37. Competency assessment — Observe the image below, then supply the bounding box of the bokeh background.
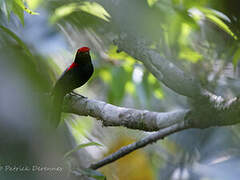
[1,0,240,179]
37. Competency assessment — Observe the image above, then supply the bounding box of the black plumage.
[51,47,94,127]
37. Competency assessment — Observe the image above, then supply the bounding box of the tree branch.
[89,121,187,169]
[63,94,189,131]
[113,34,202,98]
[187,91,240,128]
[63,93,240,130]
[62,92,240,170]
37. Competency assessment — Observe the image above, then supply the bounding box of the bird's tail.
[51,90,65,128]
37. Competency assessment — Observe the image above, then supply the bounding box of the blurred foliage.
[101,137,154,180]
[43,0,240,179]
[67,142,101,158]
[0,10,67,180]
[1,0,38,24]
[76,168,106,180]
[2,0,240,179]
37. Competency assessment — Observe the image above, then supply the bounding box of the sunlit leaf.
[3,0,39,25]
[79,2,110,22]
[178,23,192,46]
[26,0,42,10]
[15,0,39,15]
[63,142,102,160]
[205,14,237,40]
[148,73,157,84]
[198,7,231,23]
[50,2,110,23]
[172,0,208,9]
[108,46,136,62]
[154,89,164,99]
[12,0,24,25]
[188,7,204,21]
[108,46,136,73]
[99,69,112,83]
[50,3,77,23]
[125,81,135,94]
[179,47,202,62]
[191,7,237,40]
[147,0,158,7]
[22,6,39,15]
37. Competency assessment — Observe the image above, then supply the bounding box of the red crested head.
[74,46,92,64]
[77,47,90,53]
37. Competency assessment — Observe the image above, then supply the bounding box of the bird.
[51,46,94,127]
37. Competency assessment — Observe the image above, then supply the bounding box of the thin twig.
[89,122,188,169]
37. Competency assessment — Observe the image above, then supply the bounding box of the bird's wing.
[51,64,74,95]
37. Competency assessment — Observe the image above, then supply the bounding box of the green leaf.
[198,7,231,23]
[0,25,31,56]
[172,0,208,9]
[108,67,130,105]
[26,0,42,10]
[154,89,164,99]
[5,0,14,19]
[63,142,102,160]
[50,3,77,23]
[50,2,110,23]
[125,81,135,94]
[168,13,182,47]
[15,0,39,15]
[79,2,110,22]
[147,0,158,7]
[76,168,106,180]
[197,7,237,40]
[233,48,240,70]
[205,14,237,40]
[99,69,112,83]
[12,0,24,25]
[179,47,202,62]
[3,0,39,25]
[148,73,157,84]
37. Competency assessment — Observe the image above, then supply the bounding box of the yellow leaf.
[101,137,154,180]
